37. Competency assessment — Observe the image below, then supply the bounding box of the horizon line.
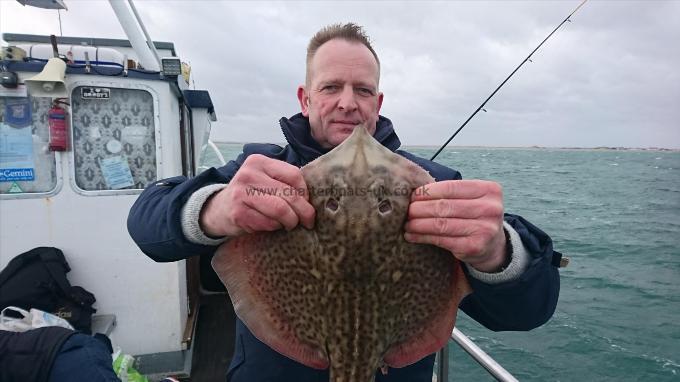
[210,142,680,151]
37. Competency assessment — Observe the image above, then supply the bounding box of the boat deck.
[182,294,235,381]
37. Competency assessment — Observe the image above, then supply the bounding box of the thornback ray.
[212,126,472,382]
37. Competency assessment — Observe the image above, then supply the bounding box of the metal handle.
[447,327,519,382]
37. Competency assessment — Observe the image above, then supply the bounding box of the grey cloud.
[2,0,678,147]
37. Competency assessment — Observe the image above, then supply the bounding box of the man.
[128,23,560,381]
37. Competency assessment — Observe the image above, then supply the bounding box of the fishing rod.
[430,0,588,161]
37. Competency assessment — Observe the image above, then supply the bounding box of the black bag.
[0,247,97,333]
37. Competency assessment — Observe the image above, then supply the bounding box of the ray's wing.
[383,243,472,368]
[369,130,472,367]
[212,228,330,369]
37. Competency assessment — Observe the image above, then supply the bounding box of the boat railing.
[436,327,518,382]
[197,139,227,173]
[207,140,227,166]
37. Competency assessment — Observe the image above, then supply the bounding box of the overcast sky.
[1,0,679,148]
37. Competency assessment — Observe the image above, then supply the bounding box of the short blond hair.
[306,23,380,86]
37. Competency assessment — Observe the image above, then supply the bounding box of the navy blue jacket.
[127,114,560,381]
[0,327,75,382]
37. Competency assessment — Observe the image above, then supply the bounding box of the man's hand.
[200,154,316,238]
[404,180,508,273]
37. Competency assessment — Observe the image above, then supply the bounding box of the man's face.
[298,39,384,148]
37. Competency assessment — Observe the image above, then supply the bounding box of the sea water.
[204,144,680,381]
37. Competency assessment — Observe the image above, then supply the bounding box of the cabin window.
[71,86,157,191]
[0,96,58,195]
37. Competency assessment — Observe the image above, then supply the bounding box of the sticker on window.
[4,98,32,127]
[7,182,23,193]
[99,156,134,189]
[121,125,148,146]
[81,87,110,100]
[0,122,35,182]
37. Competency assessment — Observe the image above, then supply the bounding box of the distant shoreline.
[212,142,680,152]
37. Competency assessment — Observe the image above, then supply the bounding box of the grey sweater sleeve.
[181,183,229,246]
[182,185,531,284]
[464,221,530,284]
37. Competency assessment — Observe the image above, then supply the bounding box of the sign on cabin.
[81,87,110,100]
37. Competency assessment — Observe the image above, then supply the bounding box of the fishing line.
[430,0,588,161]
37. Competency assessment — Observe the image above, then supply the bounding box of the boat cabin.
[0,32,235,379]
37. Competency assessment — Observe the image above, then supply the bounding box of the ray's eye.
[378,199,392,214]
[325,197,339,212]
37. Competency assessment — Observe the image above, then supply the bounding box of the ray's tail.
[328,358,379,382]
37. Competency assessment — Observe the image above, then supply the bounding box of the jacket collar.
[279,113,402,163]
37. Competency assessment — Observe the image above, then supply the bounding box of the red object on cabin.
[48,100,69,151]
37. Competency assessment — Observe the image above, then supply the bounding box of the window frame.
[68,81,163,197]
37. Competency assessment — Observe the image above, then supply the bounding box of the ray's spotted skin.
[212,127,472,382]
